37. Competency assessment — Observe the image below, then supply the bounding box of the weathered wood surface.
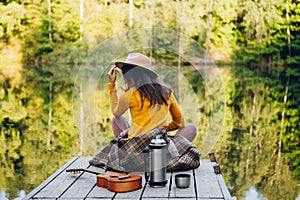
[24,156,236,200]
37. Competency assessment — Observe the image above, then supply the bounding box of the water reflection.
[243,187,267,200]
[0,191,9,200]
[14,190,25,200]
[1,65,299,200]
[0,190,24,200]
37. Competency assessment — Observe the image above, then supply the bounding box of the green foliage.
[0,64,81,197]
[0,0,300,199]
[233,0,297,66]
[0,2,25,40]
[214,65,300,199]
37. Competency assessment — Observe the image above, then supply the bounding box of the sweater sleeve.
[165,93,184,131]
[107,83,130,117]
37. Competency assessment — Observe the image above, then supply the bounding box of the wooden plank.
[23,157,79,200]
[169,170,196,198]
[85,199,112,200]
[216,174,233,200]
[114,172,146,199]
[25,157,233,200]
[86,182,116,199]
[33,156,91,199]
[141,172,171,198]
[135,198,169,200]
[201,159,234,199]
[85,166,117,199]
[194,165,223,199]
[60,172,96,198]
[197,199,224,200]
[201,159,218,168]
[60,161,105,198]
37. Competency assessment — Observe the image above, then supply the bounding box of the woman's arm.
[166,93,184,131]
[107,66,129,116]
[107,83,130,117]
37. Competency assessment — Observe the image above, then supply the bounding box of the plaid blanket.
[89,127,201,172]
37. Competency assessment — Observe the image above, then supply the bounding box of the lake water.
[0,64,299,200]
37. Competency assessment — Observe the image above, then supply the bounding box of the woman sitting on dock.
[90,53,200,172]
[107,52,197,142]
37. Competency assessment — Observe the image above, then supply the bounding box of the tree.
[0,2,25,40]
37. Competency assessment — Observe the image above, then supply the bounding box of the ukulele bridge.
[118,175,131,180]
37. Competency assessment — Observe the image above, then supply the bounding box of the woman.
[107,53,197,142]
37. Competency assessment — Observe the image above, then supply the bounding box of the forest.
[0,0,300,199]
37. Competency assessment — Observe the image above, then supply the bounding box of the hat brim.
[115,61,158,77]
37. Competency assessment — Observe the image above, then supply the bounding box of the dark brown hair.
[121,65,172,109]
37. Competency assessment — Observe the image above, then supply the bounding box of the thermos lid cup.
[175,174,191,188]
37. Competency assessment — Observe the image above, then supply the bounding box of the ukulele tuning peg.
[68,170,82,177]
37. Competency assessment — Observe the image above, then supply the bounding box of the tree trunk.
[255,5,260,43]
[129,0,133,28]
[268,55,272,74]
[176,0,182,103]
[79,0,84,42]
[177,29,182,104]
[47,0,52,42]
[249,92,256,139]
[205,0,213,52]
[286,0,291,55]
[277,76,289,165]
[80,83,84,155]
[47,82,53,149]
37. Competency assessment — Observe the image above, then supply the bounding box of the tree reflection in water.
[0,65,299,200]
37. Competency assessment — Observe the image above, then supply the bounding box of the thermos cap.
[149,135,167,148]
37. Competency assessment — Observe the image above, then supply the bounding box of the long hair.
[121,65,172,109]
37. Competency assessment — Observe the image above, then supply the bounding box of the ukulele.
[66,168,142,193]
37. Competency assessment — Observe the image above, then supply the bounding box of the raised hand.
[108,65,119,84]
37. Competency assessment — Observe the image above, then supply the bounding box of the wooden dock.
[24,156,236,200]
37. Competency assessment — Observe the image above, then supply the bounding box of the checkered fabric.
[89,127,201,172]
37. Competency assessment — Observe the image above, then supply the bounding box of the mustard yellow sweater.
[108,83,184,137]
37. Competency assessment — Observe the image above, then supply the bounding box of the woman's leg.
[112,116,130,137]
[175,123,197,142]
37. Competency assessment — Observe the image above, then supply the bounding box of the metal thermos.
[149,134,168,187]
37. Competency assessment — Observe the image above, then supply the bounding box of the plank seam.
[167,172,173,199]
[139,173,149,200]
[193,168,198,199]
[111,192,117,199]
[84,183,97,200]
[57,170,87,199]
[215,174,231,200]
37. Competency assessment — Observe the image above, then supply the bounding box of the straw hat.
[115,53,158,77]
